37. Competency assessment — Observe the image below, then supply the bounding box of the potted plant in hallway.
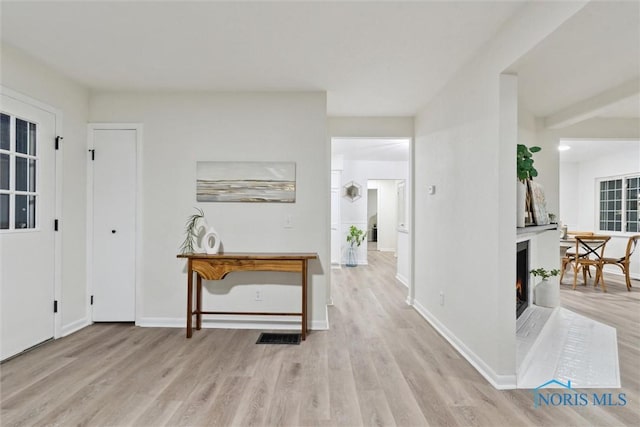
[346,225,367,267]
[516,144,541,227]
[530,267,560,308]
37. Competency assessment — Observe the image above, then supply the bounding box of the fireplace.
[516,241,529,318]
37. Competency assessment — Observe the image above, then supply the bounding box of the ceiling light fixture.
[558,145,571,151]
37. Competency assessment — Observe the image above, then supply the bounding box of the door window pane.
[0,154,8,190]
[28,122,36,155]
[1,113,39,232]
[15,195,35,229]
[16,119,28,154]
[0,114,9,151]
[0,194,8,229]
[15,157,35,192]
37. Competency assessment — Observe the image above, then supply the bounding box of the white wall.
[89,92,330,329]
[559,161,580,229]
[339,160,407,265]
[1,43,91,335]
[413,1,588,388]
[537,118,640,223]
[328,117,414,139]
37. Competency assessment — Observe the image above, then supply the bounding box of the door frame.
[0,85,63,340]
[328,136,414,307]
[86,123,143,324]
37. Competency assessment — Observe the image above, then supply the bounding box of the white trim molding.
[412,299,517,390]
[138,315,329,331]
[61,317,91,337]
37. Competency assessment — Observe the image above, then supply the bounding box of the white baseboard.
[411,299,517,390]
[378,247,395,253]
[395,273,409,287]
[311,306,330,330]
[138,313,330,331]
[602,266,639,281]
[61,317,91,337]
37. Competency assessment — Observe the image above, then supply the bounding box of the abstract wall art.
[196,161,296,203]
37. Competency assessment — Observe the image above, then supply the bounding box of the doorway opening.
[330,137,412,297]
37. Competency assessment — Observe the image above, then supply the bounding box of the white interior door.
[91,128,136,322]
[1,94,57,360]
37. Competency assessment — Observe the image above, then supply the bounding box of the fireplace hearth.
[516,241,529,318]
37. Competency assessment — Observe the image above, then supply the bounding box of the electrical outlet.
[284,214,294,229]
[439,291,445,306]
[255,290,263,301]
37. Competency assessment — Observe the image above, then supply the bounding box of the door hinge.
[54,300,58,313]
[54,219,59,231]
[55,136,63,150]
[90,295,94,305]
[88,149,95,161]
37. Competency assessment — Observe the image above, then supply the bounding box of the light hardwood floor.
[1,251,639,426]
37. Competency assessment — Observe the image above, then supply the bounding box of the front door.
[0,94,57,360]
[90,127,137,321]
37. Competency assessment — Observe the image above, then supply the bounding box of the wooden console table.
[177,252,318,340]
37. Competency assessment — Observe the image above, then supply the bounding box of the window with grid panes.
[598,175,640,233]
[0,112,38,230]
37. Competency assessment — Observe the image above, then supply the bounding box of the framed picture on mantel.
[528,180,550,225]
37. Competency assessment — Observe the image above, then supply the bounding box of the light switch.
[427,185,436,195]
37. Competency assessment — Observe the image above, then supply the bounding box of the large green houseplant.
[516,144,541,227]
[517,144,541,182]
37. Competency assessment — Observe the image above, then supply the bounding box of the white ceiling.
[510,0,640,119]
[332,138,409,162]
[0,0,525,116]
[1,1,638,121]
[559,139,640,164]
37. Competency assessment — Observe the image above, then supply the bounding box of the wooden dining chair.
[560,231,595,283]
[599,234,639,291]
[571,235,611,291]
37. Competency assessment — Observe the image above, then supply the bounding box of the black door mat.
[256,332,301,345]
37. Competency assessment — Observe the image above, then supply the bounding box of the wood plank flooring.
[1,251,638,426]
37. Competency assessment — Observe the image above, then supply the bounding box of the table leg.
[302,259,307,340]
[196,274,202,330]
[187,261,193,338]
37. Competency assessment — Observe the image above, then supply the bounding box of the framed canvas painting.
[528,180,550,225]
[196,161,296,203]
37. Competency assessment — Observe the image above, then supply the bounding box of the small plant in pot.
[530,268,560,280]
[346,225,367,267]
[530,268,561,308]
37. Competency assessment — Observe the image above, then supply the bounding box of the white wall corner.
[412,300,517,390]
[396,273,409,288]
[61,317,92,337]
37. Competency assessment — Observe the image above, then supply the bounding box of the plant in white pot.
[345,225,367,267]
[516,144,541,227]
[530,268,560,308]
